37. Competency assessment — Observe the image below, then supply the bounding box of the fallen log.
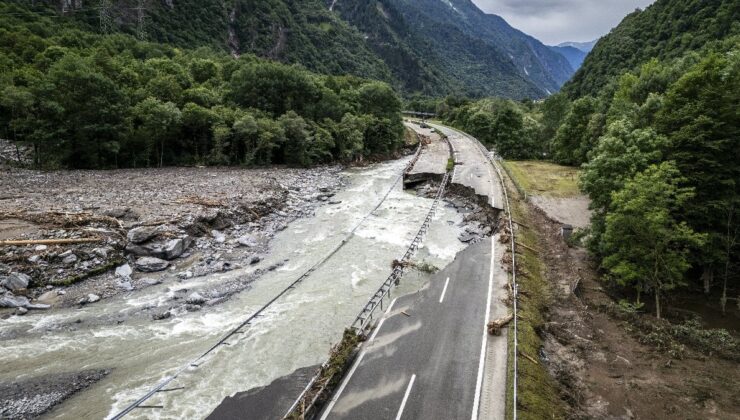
[519,351,540,365]
[0,237,103,246]
[487,313,513,335]
[515,241,541,254]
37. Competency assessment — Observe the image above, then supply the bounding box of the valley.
[1,0,738,419]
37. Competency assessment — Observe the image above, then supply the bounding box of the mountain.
[557,40,598,53]
[548,45,587,70]
[34,0,574,98]
[563,0,739,98]
[334,0,576,97]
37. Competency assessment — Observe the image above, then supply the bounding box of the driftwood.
[515,241,541,254]
[0,237,103,246]
[487,313,513,335]
[519,351,539,365]
[176,196,226,208]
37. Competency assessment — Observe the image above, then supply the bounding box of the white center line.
[395,374,416,420]
[471,238,495,420]
[439,277,450,303]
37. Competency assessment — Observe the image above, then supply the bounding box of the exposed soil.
[529,204,740,419]
[529,194,591,229]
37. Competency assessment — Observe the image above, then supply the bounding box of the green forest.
[0,2,405,169]
[432,0,740,318]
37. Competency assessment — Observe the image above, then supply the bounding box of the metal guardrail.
[110,145,423,419]
[285,168,452,420]
[352,171,450,333]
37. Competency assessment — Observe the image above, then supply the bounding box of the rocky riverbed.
[0,166,344,316]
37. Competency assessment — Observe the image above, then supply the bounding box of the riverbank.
[1,165,345,314]
[0,156,475,419]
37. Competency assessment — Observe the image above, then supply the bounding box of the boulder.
[16,307,28,315]
[0,291,29,308]
[211,230,226,243]
[152,310,171,321]
[237,234,258,248]
[186,292,207,305]
[163,237,191,260]
[125,237,191,260]
[127,226,159,244]
[115,264,133,278]
[87,294,101,303]
[135,257,169,272]
[36,290,60,305]
[1,272,30,292]
[142,278,161,286]
[35,245,48,252]
[62,253,78,265]
[118,281,134,292]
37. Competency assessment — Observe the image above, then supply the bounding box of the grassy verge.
[503,161,581,198]
[500,162,567,419]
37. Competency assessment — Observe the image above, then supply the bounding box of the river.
[0,158,468,419]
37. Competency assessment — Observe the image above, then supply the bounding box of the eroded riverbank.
[1,157,479,419]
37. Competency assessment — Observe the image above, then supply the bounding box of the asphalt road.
[430,124,504,211]
[403,122,449,183]
[318,235,507,420]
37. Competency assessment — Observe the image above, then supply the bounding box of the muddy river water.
[0,158,468,419]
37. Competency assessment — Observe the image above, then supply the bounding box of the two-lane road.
[319,124,510,420]
[319,237,502,419]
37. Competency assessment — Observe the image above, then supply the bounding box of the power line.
[135,0,146,41]
[99,0,113,34]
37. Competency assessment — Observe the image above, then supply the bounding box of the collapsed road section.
[280,123,512,420]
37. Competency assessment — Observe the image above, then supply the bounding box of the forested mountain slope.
[335,0,575,98]
[564,0,739,98]
[25,0,573,98]
[540,0,740,317]
[548,45,586,71]
[0,1,407,169]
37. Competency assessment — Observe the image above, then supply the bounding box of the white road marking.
[369,297,398,342]
[439,277,450,303]
[471,238,495,420]
[319,351,367,420]
[321,297,397,419]
[395,374,416,420]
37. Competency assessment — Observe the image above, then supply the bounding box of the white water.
[0,158,467,419]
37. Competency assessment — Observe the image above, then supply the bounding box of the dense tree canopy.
[0,2,405,169]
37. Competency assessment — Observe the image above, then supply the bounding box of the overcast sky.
[471,0,656,45]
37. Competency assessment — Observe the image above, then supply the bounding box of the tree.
[551,97,599,165]
[42,54,128,168]
[132,97,182,167]
[657,50,740,290]
[278,111,312,166]
[602,162,705,318]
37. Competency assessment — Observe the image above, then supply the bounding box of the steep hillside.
[335,0,576,97]
[34,0,393,82]
[563,0,739,97]
[548,45,586,71]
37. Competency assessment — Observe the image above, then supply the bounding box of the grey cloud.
[472,0,656,44]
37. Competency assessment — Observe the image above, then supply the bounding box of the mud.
[529,204,740,419]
